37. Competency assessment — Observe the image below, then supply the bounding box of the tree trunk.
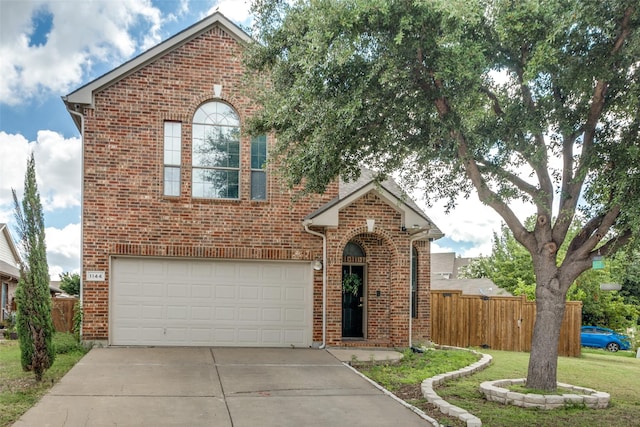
[526,277,567,391]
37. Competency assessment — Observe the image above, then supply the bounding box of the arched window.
[343,242,365,258]
[192,102,240,199]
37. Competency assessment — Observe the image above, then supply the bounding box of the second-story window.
[192,101,240,199]
[251,135,267,200]
[163,121,181,196]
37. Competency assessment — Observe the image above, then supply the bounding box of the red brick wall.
[79,23,431,346]
[81,25,332,340]
[319,192,431,347]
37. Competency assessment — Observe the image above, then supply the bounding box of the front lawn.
[0,334,88,427]
[354,347,640,427]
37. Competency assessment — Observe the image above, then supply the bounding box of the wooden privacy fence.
[431,290,583,357]
[51,297,77,333]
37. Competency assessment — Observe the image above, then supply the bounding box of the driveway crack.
[210,348,234,427]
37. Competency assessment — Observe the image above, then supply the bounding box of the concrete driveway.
[13,347,430,427]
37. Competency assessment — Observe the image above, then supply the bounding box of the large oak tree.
[244,0,640,390]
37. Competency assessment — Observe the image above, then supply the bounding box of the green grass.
[354,348,479,390]
[438,348,640,427]
[355,347,640,427]
[0,333,88,427]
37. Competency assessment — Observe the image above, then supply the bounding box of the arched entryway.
[342,241,366,338]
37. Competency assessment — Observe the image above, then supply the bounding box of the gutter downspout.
[408,230,429,348]
[303,220,326,349]
[65,104,85,340]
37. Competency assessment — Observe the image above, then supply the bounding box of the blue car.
[580,326,631,352]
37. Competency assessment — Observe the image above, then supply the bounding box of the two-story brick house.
[63,12,443,348]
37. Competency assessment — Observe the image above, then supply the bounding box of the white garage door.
[111,257,312,347]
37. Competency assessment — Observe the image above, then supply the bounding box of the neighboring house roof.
[431,278,512,297]
[0,224,21,282]
[305,169,444,239]
[431,252,472,279]
[63,12,250,130]
[430,252,510,296]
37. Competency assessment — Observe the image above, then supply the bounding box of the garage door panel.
[239,286,259,299]
[111,258,311,347]
[167,283,188,297]
[238,307,260,321]
[215,285,235,299]
[215,307,235,320]
[262,308,281,322]
[285,308,305,322]
[191,284,212,298]
[190,306,212,320]
[117,281,142,297]
[141,305,163,320]
[262,287,281,300]
[285,287,305,302]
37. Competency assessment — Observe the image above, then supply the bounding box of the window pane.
[163,122,181,196]
[163,122,181,166]
[251,170,266,200]
[193,102,240,126]
[164,166,180,196]
[192,102,240,199]
[193,126,240,168]
[251,135,267,169]
[192,169,239,199]
[343,242,365,257]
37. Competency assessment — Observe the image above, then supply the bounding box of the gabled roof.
[431,252,473,279]
[305,169,444,239]
[62,12,250,130]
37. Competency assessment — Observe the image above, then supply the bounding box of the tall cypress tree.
[12,153,55,381]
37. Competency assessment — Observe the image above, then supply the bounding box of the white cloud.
[0,0,165,105]
[0,130,81,279]
[203,0,252,25]
[0,130,81,212]
[46,222,81,279]
[417,188,535,258]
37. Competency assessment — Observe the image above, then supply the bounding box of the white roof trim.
[306,182,436,233]
[63,12,250,109]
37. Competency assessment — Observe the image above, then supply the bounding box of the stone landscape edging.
[420,346,492,427]
[478,378,610,409]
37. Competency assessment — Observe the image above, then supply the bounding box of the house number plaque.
[86,271,105,281]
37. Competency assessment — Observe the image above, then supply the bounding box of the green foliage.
[459,223,535,294]
[0,338,86,427]
[12,153,55,382]
[611,249,640,320]
[72,301,82,342]
[58,272,80,296]
[464,217,639,329]
[568,271,639,330]
[53,332,87,355]
[246,0,640,390]
[342,273,361,295]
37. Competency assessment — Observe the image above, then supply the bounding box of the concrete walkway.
[13,347,425,427]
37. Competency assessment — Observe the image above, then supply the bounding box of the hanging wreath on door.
[342,273,361,295]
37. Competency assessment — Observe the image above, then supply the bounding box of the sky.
[0,0,536,280]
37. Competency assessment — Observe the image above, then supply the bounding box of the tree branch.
[566,205,622,263]
[479,86,504,116]
[477,162,541,198]
[553,133,580,242]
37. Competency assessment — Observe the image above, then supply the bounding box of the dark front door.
[342,265,364,338]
